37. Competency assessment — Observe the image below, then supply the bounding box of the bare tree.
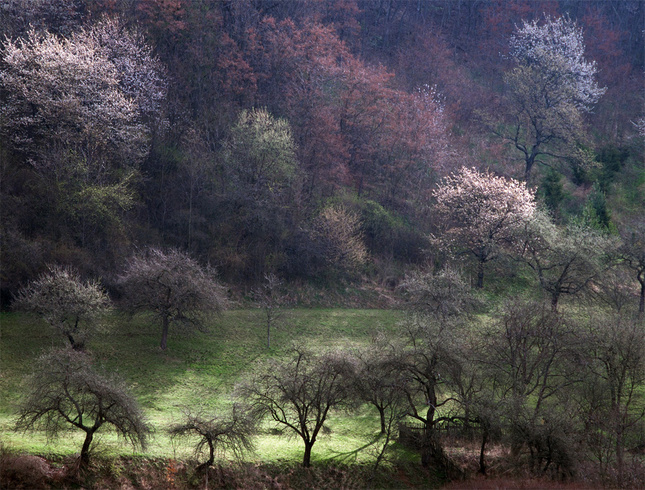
[578,311,645,486]
[519,210,618,310]
[237,346,356,467]
[16,348,149,470]
[252,273,289,349]
[399,266,481,320]
[353,335,407,435]
[396,267,476,473]
[169,404,256,470]
[13,265,110,350]
[618,218,645,318]
[119,248,227,350]
[352,335,408,471]
[480,299,580,477]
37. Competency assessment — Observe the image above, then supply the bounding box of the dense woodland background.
[0,0,643,303]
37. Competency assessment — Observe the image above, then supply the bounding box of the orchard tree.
[13,265,110,351]
[481,300,579,476]
[496,15,606,182]
[16,348,149,469]
[578,311,645,486]
[400,266,481,321]
[237,346,356,467]
[396,267,476,472]
[119,248,227,351]
[352,335,408,470]
[353,335,408,436]
[618,218,645,318]
[432,167,536,288]
[169,404,256,470]
[519,210,618,311]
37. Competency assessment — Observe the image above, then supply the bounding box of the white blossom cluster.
[87,18,167,119]
[433,167,537,258]
[0,19,166,170]
[510,15,606,113]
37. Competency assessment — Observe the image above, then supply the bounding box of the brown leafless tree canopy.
[16,348,149,469]
[119,248,227,350]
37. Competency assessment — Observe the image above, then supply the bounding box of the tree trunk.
[421,404,436,468]
[551,291,559,312]
[476,260,484,289]
[302,441,313,467]
[479,425,489,475]
[378,406,386,434]
[638,275,644,319]
[616,424,625,487]
[421,428,432,468]
[160,315,169,350]
[67,333,84,351]
[206,435,215,467]
[68,318,85,351]
[80,429,95,469]
[525,154,535,184]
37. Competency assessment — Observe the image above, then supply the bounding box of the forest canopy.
[0,0,643,303]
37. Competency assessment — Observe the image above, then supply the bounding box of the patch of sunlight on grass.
[1,309,409,466]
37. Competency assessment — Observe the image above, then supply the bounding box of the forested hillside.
[1,0,643,302]
[1,2,644,487]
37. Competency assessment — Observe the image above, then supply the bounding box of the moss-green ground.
[0,309,409,467]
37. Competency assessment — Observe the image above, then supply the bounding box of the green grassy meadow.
[0,308,408,467]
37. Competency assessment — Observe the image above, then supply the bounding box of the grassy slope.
[0,308,406,466]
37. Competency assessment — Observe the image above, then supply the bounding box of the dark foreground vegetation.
[1,295,644,488]
[0,0,644,488]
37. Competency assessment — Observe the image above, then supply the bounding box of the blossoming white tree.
[432,167,536,288]
[13,265,111,351]
[497,15,606,182]
[0,19,166,246]
[0,19,165,169]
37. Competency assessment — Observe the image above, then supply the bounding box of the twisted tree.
[237,346,355,467]
[169,404,256,470]
[16,348,149,469]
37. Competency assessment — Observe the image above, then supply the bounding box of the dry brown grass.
[442,477,592,489]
